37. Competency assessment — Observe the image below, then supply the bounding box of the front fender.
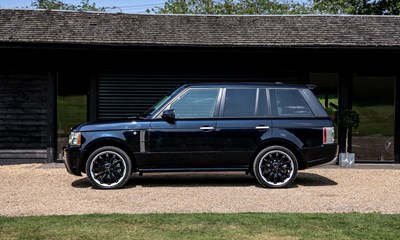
[78,130,140,172]
[81,130,140,152]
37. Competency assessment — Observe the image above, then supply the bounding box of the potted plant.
[338,108,360,167]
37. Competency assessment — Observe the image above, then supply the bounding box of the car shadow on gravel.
[295,172,337,187]
[71,172,337,189]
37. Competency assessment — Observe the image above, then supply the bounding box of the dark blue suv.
[64,83,337,189]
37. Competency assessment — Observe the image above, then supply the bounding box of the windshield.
[140,86,184,117]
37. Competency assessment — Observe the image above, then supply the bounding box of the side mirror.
[161,109,176,123]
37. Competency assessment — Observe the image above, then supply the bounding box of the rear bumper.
[63,145,83,176]
[300,144,338,168]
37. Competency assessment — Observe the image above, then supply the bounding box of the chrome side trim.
[140,130,146,153]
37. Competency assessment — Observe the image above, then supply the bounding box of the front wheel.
[86,146,132,189]
[253,146,298,188]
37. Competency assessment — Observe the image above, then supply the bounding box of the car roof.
[182,82,312,89]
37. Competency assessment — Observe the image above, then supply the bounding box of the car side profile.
[64,83,337,189]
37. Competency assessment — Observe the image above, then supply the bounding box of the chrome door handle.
[200,126,215,131]
[255,126,270,130]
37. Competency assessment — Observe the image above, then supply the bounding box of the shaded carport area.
[0,9,399,163]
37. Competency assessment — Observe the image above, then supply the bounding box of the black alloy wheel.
[86,146,132,189]
[253,146,298,188]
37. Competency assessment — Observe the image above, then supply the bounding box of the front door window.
[171,89,219,118]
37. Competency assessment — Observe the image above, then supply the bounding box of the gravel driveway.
[0,163,399,216]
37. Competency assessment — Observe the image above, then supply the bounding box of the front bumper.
[63,145,83,176]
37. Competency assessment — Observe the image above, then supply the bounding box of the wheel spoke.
[98,173,107,184]
[106,174,112,185]
[266,172,274,181]
[112,168,123,178]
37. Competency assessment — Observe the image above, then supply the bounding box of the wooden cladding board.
[0,72,49,154]
[0,149,47,163]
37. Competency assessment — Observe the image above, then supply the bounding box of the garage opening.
[57,70,89,160]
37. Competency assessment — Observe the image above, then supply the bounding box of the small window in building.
[270,89,313,117]
[171,89,219,118]
[223,89,259,117]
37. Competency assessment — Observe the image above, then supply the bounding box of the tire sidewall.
[253,145,298,188]
[85,146,132,189]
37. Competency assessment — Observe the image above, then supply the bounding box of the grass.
[317,95,394,137]
[352,104,394,136]
[57,95,87,137]
[0,213,399,240]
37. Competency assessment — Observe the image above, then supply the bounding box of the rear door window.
[221,88,267,117]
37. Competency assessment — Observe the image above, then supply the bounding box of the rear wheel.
[253,146,298,188]
[86,146,132,189]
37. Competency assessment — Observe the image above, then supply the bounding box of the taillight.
[323,127,335,144]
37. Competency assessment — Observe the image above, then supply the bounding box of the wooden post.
[88,72,98,122]
[338,71,353,154]
[395,73,400,163]
[47,71,57,163]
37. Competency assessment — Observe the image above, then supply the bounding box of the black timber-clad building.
[0,9,399,163]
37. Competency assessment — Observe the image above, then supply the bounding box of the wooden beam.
[395,73,400,163]
[89,72,98,122]
[338,71,353,154]
[47,71,57,163]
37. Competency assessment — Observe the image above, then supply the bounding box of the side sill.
[137,167,249,173]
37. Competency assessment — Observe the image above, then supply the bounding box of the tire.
[86,146,132,189]
[253,146,298,188]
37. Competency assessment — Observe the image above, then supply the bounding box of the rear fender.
[270,128,304,149]
[252,136,306,170]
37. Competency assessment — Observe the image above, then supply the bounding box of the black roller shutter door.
[97,73,296,120]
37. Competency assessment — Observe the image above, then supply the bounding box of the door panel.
[148,120,216,168]
[215,119,272,166]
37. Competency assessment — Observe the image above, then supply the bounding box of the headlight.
[68,132,81,146]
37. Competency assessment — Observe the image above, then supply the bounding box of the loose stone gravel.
[0,163,399,216]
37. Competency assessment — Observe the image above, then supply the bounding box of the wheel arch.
[250,139,306,171]
[80,138,137,174]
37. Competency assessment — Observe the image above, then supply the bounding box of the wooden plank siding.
[0,72,49,162]
[0,149,47,163]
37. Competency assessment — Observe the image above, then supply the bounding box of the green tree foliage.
[31,0,105,11]
[237,0,312,14]
[312,0,374,14]
[312,0,400,15]
[338,109,360,153]
[374,0,400,15]
[150,0,312,14]
[151,0,400,15]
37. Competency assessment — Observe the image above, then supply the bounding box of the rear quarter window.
[270,89,314,117]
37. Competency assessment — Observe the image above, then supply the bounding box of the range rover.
[64,83,337,189]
